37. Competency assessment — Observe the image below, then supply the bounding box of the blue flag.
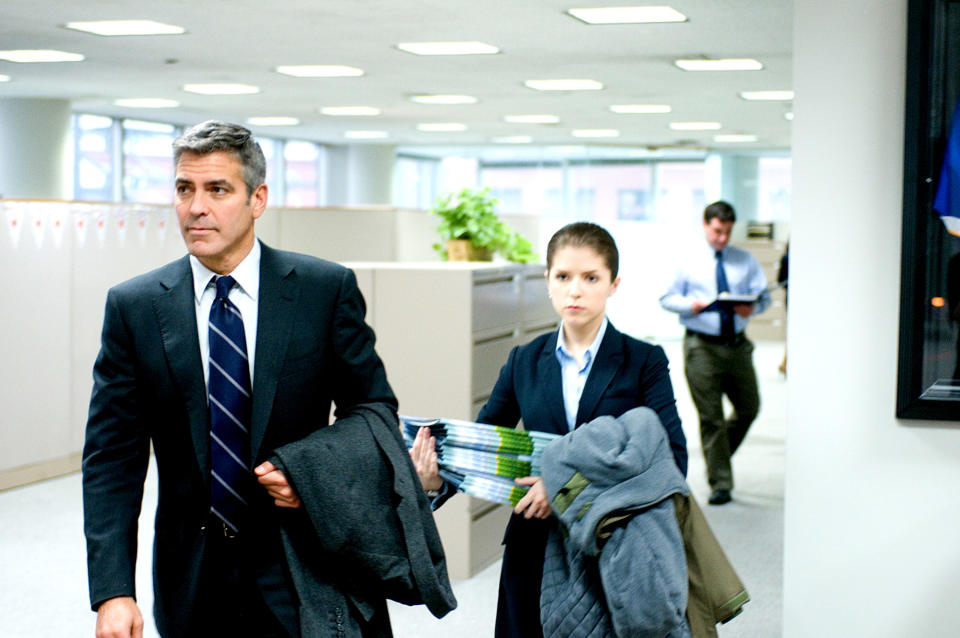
[934,99,960,236]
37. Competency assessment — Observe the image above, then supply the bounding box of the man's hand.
[514,477,552,519]
[690,300,708,315]
[733,303,755,318]
[95,596,143,638]
[409,426,444,492]
[254,461,302,508]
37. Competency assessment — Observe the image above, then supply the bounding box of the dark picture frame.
[897,0,960,418]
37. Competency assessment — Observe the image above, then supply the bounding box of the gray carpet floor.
[0,340,785,637]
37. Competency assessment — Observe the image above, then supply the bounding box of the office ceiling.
[0,1,792,156]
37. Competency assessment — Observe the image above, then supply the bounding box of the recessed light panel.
[113,98,180,108]
[64,20,185,36]
[345,130,388,139]
[409,94,478,105]
[0,49,84,63]
[247,117,300,126]
[0,74,10,82]
[276,65,364,77]
[525,79,603,91]
[674,58,763,71]
[397,41,500,56]
[740,90,794,101]
[492,136,533,144]
[504,114,560,124]
[320,106,381,116]
[183,83,260,95]
[610,104,672,114]
[567,6,688,24]
[670,121,722,130]
[572,129,620,138]
[714,134,758,143]
[416,123,468,132]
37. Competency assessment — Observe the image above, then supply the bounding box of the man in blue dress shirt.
[660,201,769,505]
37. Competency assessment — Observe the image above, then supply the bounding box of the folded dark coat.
[271,403,457,637]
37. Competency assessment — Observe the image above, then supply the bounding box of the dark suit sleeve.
[330,268,398,415]
[638,345,688,476]
[81,289,151,609]
[476,345,522,428]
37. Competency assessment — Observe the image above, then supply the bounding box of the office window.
[284,141,320,207]
[757,156,792,222]
[394,156,439,209]
[122,120,176,204]
[572,188,596,217]
[657,161,707,227]
[617,189,651,220]
[480,165,563,215]
[568,163,653,223]
[73,114,116,202]
[259,138,284,205]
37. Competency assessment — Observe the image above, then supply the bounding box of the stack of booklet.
[401,416,560,506]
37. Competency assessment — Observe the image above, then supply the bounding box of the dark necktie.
[208,275,251,534]
[715,251,735,340]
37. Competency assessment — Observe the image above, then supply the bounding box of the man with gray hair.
[82,120,399,637]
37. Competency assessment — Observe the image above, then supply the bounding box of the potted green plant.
[430,187,537,263]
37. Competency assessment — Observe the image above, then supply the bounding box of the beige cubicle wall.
[346,261,556,578]
[0,200,449,489]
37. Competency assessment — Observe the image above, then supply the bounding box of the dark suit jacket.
[81,242,397,637]
[475,322,686,638]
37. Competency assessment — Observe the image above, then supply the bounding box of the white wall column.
[0,98,72,199]
[324,144,396,206]
[785,0,960,636]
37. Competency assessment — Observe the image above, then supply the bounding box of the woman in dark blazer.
[412,222,687,638]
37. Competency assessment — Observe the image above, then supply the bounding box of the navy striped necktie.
[715,251,735,340]
[208,275,251,535]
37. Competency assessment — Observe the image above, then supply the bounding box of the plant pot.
[446,239,493,262]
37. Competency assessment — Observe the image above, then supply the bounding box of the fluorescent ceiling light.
[183,83,260,95]
[674,58,763,71]
[670,121,722,130]
[0,75,9,82]
[397,41,499,56]
[0,49,84,63]
[784,112,794,121]
[504,114,560,124]
[567,6,688,24]
[740,90,794,101]
[247,116,300,126]
[416,123,468,132]
[276,65,364,77]
[113,98,180,108]
[492,136,533,144]
[409,94,478,105]
[345,130,388,139]
[320,106,381,116]
[714,134,757,143]
[525,78,603,91]
[64,20,185,36]
[572,129,620,138]
[610,104,672,114]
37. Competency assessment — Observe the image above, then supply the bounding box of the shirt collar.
[189,239,262,303]
[555,316,609,365]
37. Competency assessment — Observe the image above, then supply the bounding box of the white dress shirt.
[190,239,261,389]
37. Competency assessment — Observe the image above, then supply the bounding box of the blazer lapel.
[537,331,569,435]
[152,257,210,475]
[575,325,625,427]
[250,244,299,463]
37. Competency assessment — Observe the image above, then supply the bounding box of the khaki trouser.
[683,333,760,491]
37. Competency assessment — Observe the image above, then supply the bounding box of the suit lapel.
[152,257,210,474]
[575,324,625,427]
[250,244,298,463]
[537,331,569,435]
